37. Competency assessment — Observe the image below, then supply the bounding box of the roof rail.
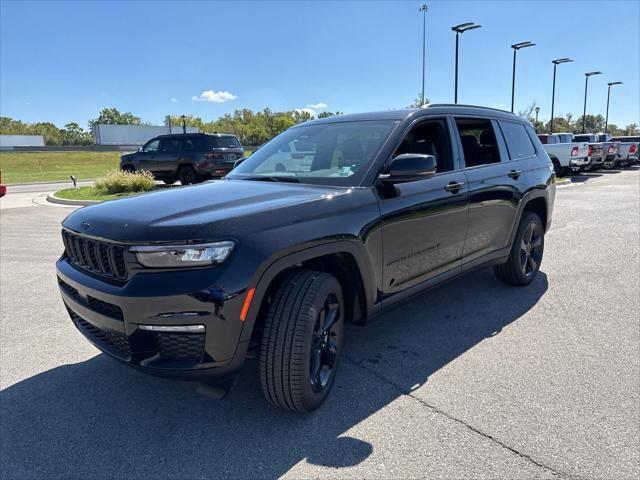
[422,103,517,115]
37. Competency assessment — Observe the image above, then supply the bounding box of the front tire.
[494,212,544,286]
[259,270,344,413]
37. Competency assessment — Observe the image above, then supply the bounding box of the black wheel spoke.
[309,292,341,393]
[531,235,542,248]
[310,349,322,388]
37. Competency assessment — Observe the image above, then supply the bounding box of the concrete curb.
[47,193,101,206]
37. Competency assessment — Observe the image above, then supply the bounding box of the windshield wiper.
[243,176,300,183]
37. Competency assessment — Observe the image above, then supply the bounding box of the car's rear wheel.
[259,270,344,413]
[551,159,562,177]
[162,178,176,185]
[122,165,135,173]
[494,211,544,286]
[178,165,198,185]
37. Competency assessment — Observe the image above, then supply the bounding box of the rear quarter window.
[209,136,241,148]
[499,121,536,159]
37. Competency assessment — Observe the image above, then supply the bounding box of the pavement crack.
[342,354,579,480]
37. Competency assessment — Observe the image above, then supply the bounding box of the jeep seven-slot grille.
[62,230,127,280]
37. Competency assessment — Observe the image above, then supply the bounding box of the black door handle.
[444,181,465,192]
[508,169,523,179]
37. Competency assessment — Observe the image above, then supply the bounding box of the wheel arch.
[507,190,550,247]
[239,240,376,345]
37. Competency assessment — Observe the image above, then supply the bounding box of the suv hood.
[62,180,355,243]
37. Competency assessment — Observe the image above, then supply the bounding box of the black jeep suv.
[120,133,244,185]
[57,105,555,412]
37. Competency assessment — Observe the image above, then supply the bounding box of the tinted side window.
[499,121,536,159]
[184,137,205,152]
[455,118,501,167]
[159,138,182,153]
[209,136,241,148]
[393,118,453,173]
[142,139,159,153]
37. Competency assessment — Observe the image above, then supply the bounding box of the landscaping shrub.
[95,169,155,194]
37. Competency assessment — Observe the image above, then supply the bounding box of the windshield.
[227,120,397,186]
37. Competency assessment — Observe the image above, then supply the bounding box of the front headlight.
[130,241,235,268]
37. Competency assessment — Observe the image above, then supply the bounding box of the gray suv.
[120,133,244,185]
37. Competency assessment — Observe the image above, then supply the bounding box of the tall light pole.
[535,106,540,132]
[549,58,573,134]
[452,22,482,104]
[420,4,428,106]
[605,81,623,134]
[582,71,602,133]
[511,41,535,112]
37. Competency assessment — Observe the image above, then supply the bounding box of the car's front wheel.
[259,270,344,413]
[494,211,544,286]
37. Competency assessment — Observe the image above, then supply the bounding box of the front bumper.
[56,257,250,381]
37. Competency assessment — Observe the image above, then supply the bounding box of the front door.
[378,118,469,295]
[137,138,160,171]
[155,137,183,175]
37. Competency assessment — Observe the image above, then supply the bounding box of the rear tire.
[122,165,135,173]
[259,270,344,413]
[552,160,562,177]
[178,165,198,185]
[494,211,544,286]
[162,178,176,185]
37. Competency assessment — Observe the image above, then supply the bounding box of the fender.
[238,239,377,342]
[506,186,551,247]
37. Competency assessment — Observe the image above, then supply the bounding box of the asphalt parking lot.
[1,169,638,479]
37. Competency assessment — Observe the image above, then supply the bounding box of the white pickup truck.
[537,134,589,176]
[610,135,639,167]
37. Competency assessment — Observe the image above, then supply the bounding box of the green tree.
[61,122,92,145]
[572,114,605,134]
[623,123,639,135]
[317,111,343,119]
[88,107,142,131]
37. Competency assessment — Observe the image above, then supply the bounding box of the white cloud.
[171,98,178,103]
[192,90,238,103]
[306,102,327,109]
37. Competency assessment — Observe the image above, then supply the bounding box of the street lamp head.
[420,4,428,12]
[512,41,535,50]
[452,22,481,33]
[608,81,623,86]
[585,71,602,76]
[535,106,540,113]
[552,58,573,64]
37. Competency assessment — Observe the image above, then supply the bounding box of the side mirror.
[381,154,437,183]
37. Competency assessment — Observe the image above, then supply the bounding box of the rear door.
[454,117,529,264]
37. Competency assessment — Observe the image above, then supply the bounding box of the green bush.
[95,170,155,194]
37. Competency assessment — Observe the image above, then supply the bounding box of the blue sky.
[1,0,639,128]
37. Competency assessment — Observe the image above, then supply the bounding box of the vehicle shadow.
[0,268,548,478]
[569,172,602,183]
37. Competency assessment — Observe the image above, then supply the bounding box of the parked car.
[609,135,639,167]
[537,134,589,175]
[573,133,620,170]
[120,133,244,185]
[0,173,6,198]
[57,105,555,412]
